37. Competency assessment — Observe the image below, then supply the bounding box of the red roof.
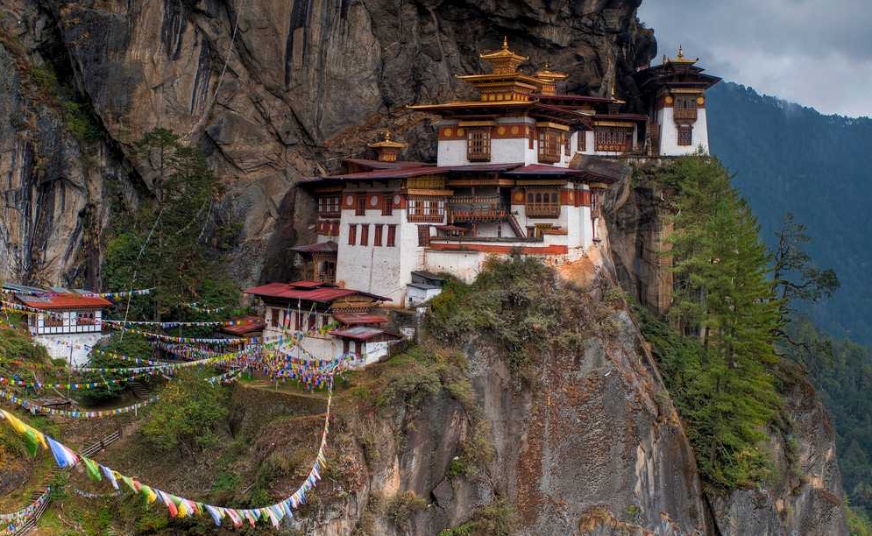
[330,326,400,341]
[290,241,338,254]
[333,312,389,326]
[221,316,265,336]
[344,158,432,171]
[16,294,112,310]
[244,281,389,304]
[504,164,588,177]
[325,166,444,181]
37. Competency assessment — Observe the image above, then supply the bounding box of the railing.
[673,107,698,121]
[448,206,510,222]
[525,205,561,218]
[407,212,444,223]
[81,430,122,458]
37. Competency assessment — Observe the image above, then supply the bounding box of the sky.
[638,0,872,118]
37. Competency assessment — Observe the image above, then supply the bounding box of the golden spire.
[368,131,406,162]
[479,37,528,75]
[665,44,698,65]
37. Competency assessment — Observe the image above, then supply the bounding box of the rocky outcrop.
[708,370,847,536]
[0,0,654,286]
[608,166,849,536]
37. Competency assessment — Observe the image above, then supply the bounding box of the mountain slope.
[707,82,872,344]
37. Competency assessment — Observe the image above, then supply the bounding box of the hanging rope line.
[0,486,50,533]
[0,373,333,528]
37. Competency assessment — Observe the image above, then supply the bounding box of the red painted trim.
[428,243,568,255]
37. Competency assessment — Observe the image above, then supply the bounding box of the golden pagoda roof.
[367,131,406,149]
[534,62,569,82]
[479,37,528,75]
[664,45,698,65]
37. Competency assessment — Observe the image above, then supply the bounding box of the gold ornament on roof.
[479,36,528,75]
[368,131,406,149]
[665,44,699,65]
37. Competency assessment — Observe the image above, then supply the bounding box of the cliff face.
[607,169,849,536]
[0,0,654,286]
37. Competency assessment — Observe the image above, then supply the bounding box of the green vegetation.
[439,499,515,536]
[78,332,153,402]
[638,157,782,490]
[385,490,427,526]
[103,128,239,321]
[141,370,229,454]
[427,258,587,380]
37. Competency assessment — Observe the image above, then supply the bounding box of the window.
[308,313,317,332]
[318,196,340,217]
[594,126,633,152]
[360,224,369,246]
[374,224,383,247]
[417,225,431,247]
[564,134,571,156]
[386,225,397,247]
[271,309,279,327]
[77,311,96,325]
[537,128,562,163]
[525,189,561,218]
[348,224,357,245]
[467,129,491,162]
[382,197,394,216]
[408,197,445,222]
[578,131,587,152]
[677,125,693,146]
[355,194,366,216]
[673,95,698,121]
[44,313,63,328]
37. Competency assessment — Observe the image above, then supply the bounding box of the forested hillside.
[707,82,872,344]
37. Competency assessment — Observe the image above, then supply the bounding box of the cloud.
[638,0,872,117]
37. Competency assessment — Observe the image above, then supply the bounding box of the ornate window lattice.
[677,125,693,146]
[537,129,562,163]
[594,126,633,152]
[673,95,698,121]
[525,189,561,218]
[467,129,492,162]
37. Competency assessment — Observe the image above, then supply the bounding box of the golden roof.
[535,62,569,83]
[368,131,406,149]
[664,45,698,65]
[479,36,528,75]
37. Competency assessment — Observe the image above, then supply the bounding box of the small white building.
[244,281,401,366]
[406,271,447,307]
[10,288,111,366]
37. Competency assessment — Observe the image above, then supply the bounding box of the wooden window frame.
[677,125,693,146]
[578,130,587,152]
[673,95,698,121]
[382,197,394,216]
[525,189,561,218]
[386,224,397,247]
[270,309,279,328]
[564,133,571,156]
[594,126,633,152]
[408,197,445,223]
[537,128,562,164]
[360,224,369,246]
[355,194,366,216]
[466,128,492,162]
[318,195,340,218]
[374,224,383,247]
[417,225,431,247]
[348,224,357,245]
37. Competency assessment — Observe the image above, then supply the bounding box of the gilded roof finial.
[502,35,509,51]
[677,44,684,60]
[384,131,392,141]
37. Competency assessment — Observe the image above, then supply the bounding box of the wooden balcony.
[673,107,698,121]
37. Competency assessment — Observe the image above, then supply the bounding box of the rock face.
[0,0,654,286]
[607,168,849,536]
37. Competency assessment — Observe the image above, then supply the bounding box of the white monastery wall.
[657,107,709,156]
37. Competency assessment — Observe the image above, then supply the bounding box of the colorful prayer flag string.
[0,371,335,529]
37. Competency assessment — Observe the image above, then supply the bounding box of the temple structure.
[294,40,720,306]
[244,281,401,365]
[3,284,110,366]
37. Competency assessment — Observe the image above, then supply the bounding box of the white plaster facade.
[655,106,710,156]
[27,309,103,336]
[35,332,107,367]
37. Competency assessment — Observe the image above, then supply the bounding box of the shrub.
[385,491,427,526]
[141,370,229,454]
